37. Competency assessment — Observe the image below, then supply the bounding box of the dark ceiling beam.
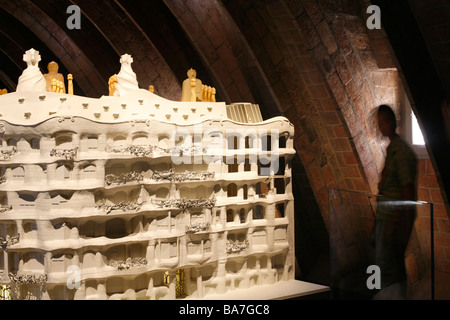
[0,31,26,91]
[0,50,20,91]
[0,31,27,70]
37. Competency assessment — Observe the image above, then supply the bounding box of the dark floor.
[295,253,450,300]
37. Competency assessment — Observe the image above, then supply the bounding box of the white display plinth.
[185,280,329,300]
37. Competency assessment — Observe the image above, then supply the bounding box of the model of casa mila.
[0,49,295,300]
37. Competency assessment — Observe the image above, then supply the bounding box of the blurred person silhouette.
[373,104,418,300]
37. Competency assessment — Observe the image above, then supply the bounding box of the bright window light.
[411,111,425,146]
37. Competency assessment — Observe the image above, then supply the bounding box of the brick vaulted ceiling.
[0,0,449,279]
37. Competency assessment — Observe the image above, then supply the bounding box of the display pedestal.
[188,280,329,300]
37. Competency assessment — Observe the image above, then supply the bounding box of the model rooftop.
[0,49,264,125]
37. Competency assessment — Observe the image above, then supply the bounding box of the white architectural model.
[0,49,295,300]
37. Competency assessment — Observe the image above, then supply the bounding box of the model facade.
[0,49,295,300]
